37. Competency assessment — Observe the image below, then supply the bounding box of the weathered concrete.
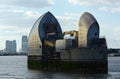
[28,55,42,69]
[59,47,107,73]
[60,48,107,61]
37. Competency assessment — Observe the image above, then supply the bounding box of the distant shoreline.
[108,54,120,57]
[0,54,27,56]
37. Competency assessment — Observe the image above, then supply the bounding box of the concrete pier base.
[28,56,107,73]
[28,55,42,69]
[59,60,108,73]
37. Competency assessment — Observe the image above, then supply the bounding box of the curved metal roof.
[29,11,63,42]
[29,11,50,37]
[79,12,98,29]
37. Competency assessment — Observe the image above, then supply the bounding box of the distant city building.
[6,40,16,54]
[0,50,4,55]
[22,36,28,54]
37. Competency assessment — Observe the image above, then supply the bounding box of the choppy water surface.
[0,56,119,79]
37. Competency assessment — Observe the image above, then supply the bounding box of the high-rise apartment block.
[6,40,16,54]
[22,36,28,53]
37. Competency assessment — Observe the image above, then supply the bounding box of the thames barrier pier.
[28,11,108,73]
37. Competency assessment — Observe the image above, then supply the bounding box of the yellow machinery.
[63,30,78,38]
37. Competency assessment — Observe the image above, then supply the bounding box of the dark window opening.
[95,33,97,36]
[39,45,41,48]
[43,23,57,33]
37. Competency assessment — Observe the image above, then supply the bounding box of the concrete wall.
[60,48,107,61]
[56,39,72,52]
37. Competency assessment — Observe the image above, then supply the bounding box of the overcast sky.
[0,0,120,51]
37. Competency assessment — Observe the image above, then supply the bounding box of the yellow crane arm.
[44,40,54,47]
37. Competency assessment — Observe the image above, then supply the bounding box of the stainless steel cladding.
[28,11,63,56]
[78,12,99,48]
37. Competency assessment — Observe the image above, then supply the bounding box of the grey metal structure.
[55,12,107,73]
[28,11,108,73]
[28,11,62,56]
[78,12,99,48]
[28,12,62,69]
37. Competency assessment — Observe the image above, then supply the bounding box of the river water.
[0,56,119,79]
